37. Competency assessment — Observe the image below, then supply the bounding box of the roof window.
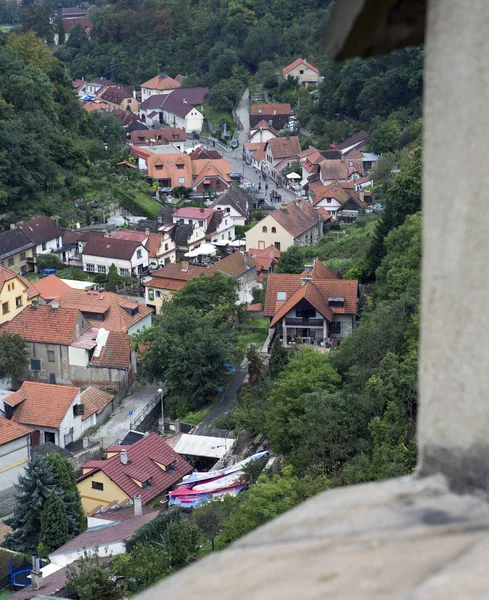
[328,297,345,307]
[277,291,286,301]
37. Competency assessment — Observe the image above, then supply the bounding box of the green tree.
[222,465,330,543]
[45,454,86,534]
[266,347,341,455]
[40,491,70,552]
[107,263,122,287]
[0,331,28,388]
[36,253,64,271]
[55,18,66,45]
[193,500,230,550]
[268,336,289,379]
[369,119,401,155]
[112,544,169,594]
[163,519,200,567]
[66,551,121,600]
[276,245,304,274]
[246,343,264,386]
[5,456,57,554]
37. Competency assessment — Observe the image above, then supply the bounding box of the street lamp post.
[158,388,164,435]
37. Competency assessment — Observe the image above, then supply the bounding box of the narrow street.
[200,356,248,425]
[94,383,162,447]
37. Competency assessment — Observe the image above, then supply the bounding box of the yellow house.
[282,58,320,87]
[99,85,139,113]
[0,267,40,324]
[245,199,324,252]
[77,432,192,514]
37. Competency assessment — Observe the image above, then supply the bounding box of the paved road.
[200,356,248,425]
[235,88,251,146]
[94,382,162,447]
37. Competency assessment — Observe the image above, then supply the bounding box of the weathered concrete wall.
[418,0,489,494]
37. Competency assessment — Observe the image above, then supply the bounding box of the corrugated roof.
[51,511,158,555]
[78,433,192,504]
[173,433,236,459]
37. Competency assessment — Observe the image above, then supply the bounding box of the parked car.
[230,139,239,149]
[230,172,244,181]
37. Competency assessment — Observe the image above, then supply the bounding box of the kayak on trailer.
[177,451,270,487]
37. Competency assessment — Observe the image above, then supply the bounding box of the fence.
[131,383,168,430]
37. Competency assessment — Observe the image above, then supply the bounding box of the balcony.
[285,317,324,327]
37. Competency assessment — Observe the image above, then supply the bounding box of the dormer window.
[155,165,163,170]
[328,297,345,308]
[177,164,184,169]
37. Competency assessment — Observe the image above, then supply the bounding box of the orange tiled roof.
[266,136,301,159]
[147,153,192,185]
[303,260,338,280]
[191,159,231,185]
[317,207,333,221]
[145,277,187,291]
[80,387,114,420]
[151,262,208,282]
[4,305,81,344]
[250,103,291,116]
[146,233,164,258]
[283,57,320,76]
[0,416,32,446]
[11,381,80,429]
[56,289,152,333]
[248,245,280,272]
[320,159,365,182]
[31,274,71,301]
[141,74,181,91]
[312,181,350,206]
[90,331,132,370]
[209,252,257,278]
[270,279,358,327]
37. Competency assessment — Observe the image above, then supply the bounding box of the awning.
[184,243,217,257]
[300,179,309,187]
[229,239,246,247]
[286,172,301,180]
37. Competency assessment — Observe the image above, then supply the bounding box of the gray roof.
[172,223,195,245]
[209,186,252,217]
[0,228,35,260]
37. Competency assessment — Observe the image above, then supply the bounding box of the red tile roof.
[145,277,187,291]
[129,128,186,145]
[110,230,148,243]
[270,279,358,326]
[312,181,351,206]
[282,57,320,76]
[270,199,322,238]
[209,251,257,278]
[317,207,333,221]
[172,207,215,220]
[247,302,263,311]
[78,433,193,505]
[248,245,280,272]
[31,274,71,301]
[11,381,80,429]
[80,387,114,420]
[56,289,152,333]
[3,305,82,344]
[51,511,158,555]
[146,233,165,258]
[331,130,369,151]
[250,103,291,116]
[90,331,132,370]
[151,262,209,282]
[303,260,338,280]
[141,74,181,91]
[0,417,32,446]
[320,159,364,181]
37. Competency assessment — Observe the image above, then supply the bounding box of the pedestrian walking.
[265,183,269,193]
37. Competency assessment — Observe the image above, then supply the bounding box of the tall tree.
[275,245,304,274]
[67,551,121,600]
[40,491,70,552]
[0,331,28,388]
[4,456,57,554]
[45,454,86,534]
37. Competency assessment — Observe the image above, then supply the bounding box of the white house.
[0,417,32,491]
[262,136,302,180]
[81,235,149,276]
[139,94,204,133]
[5,381,84,448]
[209,186,252,226]
[140,74,181,102]
[84,78,114,97]
[17,216,63,257]
[172,207,235,244]
[248,120,280,144]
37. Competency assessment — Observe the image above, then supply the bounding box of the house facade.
[76,433,193,513]
[0,229,36,275]
[209,251,259,304]
[140,74,181,102]
[99,85,138,113]
[262,136,301,180]
[250,103,291,131]
[209,186,252,226]
[282,58,320,87]
[5,381,84,448]
[248,120,280,144]
[0,418,32,492]
[246,199,323,252]
[144,262,208,312]
[0,266,40,324]
[81,236,149,276]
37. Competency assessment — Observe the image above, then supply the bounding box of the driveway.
[200,356,248,425]
[94,382,162,447]
[235,88,251,146]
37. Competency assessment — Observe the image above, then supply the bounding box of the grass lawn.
[180,405,213,425]
[129,192,162,219]
[0,590,13,599]
[203,105,233,134]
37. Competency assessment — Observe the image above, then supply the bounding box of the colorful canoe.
[178,451,270,487]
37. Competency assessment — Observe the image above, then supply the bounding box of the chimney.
[273,109,276,115]
[301,277,312,287]
[242,251,249,268]
[181,261,189,272]
[259,127,263,143]
[269,245,274,258]
[104,231,110,238]
[120,449,128,465]
[313,257,317,267]
[145,228,150,236]
[134,494,142,517]
[30,570,43,591]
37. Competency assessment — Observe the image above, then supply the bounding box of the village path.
[235,87,251,146]
[200,355,249,425]
[93,382,162,447]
